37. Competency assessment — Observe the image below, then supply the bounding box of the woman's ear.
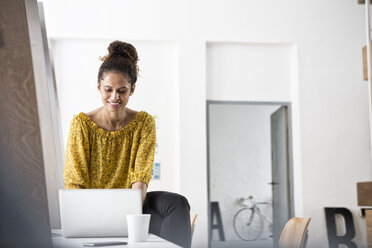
[97,82,101,92]
[129,84,136,96]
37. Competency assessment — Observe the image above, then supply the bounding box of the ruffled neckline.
[78,111,146,137]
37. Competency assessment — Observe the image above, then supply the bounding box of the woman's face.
[98,71,135,113]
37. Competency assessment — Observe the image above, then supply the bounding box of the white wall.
[42,0,370,247]
[209,103,280,241]
[206,43,294,102]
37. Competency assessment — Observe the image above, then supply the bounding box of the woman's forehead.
[102,71,130,81]
[100,72,131,87]
[102,84,130,89]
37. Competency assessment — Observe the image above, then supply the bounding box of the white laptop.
[59,189,142,237]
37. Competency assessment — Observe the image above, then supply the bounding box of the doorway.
[207,101,294,248]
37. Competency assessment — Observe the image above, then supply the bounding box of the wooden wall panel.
[0,0,52,247]
[363,44,368,81]
[358,0,372,4]
[357,181,372,206]
[366,210,372,248]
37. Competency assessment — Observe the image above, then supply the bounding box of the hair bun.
[106,41,139,67]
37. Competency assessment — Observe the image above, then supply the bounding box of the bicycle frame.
[247,206,258,225]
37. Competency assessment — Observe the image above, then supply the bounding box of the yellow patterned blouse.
[63,111,156,189]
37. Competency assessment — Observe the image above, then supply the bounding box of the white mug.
[126,214,151,242]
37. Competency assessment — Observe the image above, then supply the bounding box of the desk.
[52,229,181,248]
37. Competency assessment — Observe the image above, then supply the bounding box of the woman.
[63,40,191,248]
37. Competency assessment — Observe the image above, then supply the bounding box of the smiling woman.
[63,40,192,248]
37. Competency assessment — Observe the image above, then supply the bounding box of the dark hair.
[98,41,139,85]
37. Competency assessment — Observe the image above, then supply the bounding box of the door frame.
[206,100,294,247]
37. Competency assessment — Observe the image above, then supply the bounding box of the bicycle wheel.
[233,207,264,241]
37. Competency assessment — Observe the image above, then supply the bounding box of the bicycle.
[233,195,273,241]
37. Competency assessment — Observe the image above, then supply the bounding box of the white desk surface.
[52,229,181,248]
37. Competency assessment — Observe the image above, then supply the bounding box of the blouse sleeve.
[129,115,156,187]
[63,116,91,189]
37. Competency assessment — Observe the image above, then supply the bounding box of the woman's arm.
[131,181,147,205]
[129,114,156,202]
[64,115,90,189]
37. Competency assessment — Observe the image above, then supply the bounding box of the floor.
[210,238,273,248]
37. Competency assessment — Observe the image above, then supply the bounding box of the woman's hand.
[131,181,147,205]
